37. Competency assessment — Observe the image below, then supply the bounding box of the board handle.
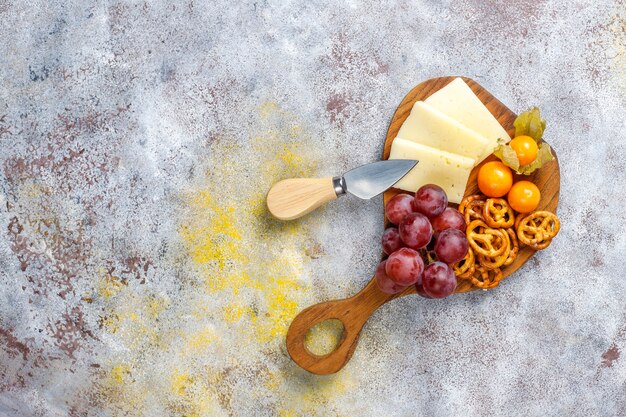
[286,278,402,375]
[266,177,340,220]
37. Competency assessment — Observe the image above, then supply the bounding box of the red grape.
[412,184,448,218]
[382,227,404,255]
[415,273,432,298]
[385,194,415,225]
[434,228,469,264]
[422,261,457,298]
[399,213,433,250]
[385,248,424,286]
[375,261,408,294]
[431,207,466,236]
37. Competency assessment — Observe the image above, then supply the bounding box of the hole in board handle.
[304,319,346,357]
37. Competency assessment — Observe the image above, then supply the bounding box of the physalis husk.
[493,106,554,175]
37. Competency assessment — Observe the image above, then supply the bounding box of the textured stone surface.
[0,1,624,416]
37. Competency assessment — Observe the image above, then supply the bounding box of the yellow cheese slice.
[389,138,475,204]
[425,78,511,147]
[397,101,491,164]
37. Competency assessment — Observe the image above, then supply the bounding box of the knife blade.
[339,159,418,199]
[266,159,418,220]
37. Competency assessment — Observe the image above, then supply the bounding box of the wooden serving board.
[286,76,560,375]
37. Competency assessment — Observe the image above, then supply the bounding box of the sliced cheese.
[425,78,511,148]
[389,138,475,204]
[397,101,491,164]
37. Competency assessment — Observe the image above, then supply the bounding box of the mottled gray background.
[0,1,624,416]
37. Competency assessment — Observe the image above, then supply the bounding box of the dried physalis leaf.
[493,143,520,171]
[493,107,554,175]
[514,106,546,142]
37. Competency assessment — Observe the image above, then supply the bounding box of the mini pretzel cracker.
[517,211,560,247]
[459,195,486,224]
[466,220,509,258]
[470,265,503,289]
[452,246,475,279]
[483,198,515,228]
[503,228,519,266]
[514,212,525,231]
[515,213,543,235]
[514,213,541,248]
[530,240,552,250]
[458,193,559,291]
[459,194,483,214]
[477,229,511,270]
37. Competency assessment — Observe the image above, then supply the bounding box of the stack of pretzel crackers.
[453,194,560,290]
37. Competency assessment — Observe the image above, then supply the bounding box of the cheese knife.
[266,159,418,220]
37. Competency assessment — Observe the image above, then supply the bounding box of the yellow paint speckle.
[110,364,131,385]
[185,327,218,352]
[171,370,193,396]
[178,110,320,345]
[98,274,125,299]
[93,101,356,416]
[223,302,254,323]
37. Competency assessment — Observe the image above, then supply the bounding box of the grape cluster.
[376,184,469,299]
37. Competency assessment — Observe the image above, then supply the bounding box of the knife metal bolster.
[332,176,346,197]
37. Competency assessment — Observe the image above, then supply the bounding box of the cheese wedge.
[397,101,491,164]
[389,138,475,204]
[425,78,511,147]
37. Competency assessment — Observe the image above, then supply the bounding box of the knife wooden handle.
[266,177,338,220]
